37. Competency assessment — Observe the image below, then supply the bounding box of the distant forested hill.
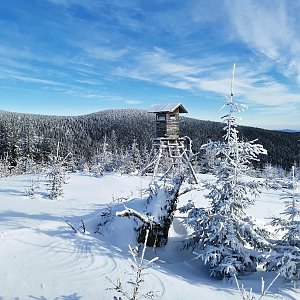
[0,108,299,169]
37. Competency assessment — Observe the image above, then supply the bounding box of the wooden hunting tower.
[148,103,187,139]
[142,103,197,184]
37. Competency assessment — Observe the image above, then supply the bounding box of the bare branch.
[80,219,86,233]
[64,219,77,233]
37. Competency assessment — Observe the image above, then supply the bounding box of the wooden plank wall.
[166,113,179,138]
[155,109,180,138]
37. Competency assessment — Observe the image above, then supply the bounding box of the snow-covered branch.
[116,208,157,225]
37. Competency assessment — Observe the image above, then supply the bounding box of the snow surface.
[0,173,299,299]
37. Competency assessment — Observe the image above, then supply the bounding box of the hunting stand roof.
[148,103,188,114]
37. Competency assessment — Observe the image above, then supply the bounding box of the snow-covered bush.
[269,168,300,246]
[261,164,286,181]
[97,172,184,248]
[234,273,280,300]
[116,174,184,247]
[25,178,40,198]
[87,141,144,176]
[266,246,300,287]
[266,167,300,285]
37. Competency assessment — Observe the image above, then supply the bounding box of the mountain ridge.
[1,107,299,133]
[0,108,299,169]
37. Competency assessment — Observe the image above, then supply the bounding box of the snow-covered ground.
[0,173,299,299]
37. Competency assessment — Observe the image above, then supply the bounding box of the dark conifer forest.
[0,108,299,170]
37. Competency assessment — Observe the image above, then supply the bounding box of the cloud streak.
[83,46,128,61]
[226,0,300,83]
[115,47,300,114]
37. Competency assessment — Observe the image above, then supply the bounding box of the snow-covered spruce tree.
[90,154,105,177]
[46,143,69,199]
[295,165,300,181]
[182,64,269,278]
[200,139,221,174]
[118,138,143,174]
[266,166,300,285]
[0,153,10,177]
[274,167,300,246]
[117,140,144,175]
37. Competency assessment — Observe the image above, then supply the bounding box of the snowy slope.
[0,173,299,299]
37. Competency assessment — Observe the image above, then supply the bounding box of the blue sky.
[0,0,300,129]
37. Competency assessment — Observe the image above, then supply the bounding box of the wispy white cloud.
[44,84,125,102]
[83,46,128,61]
[226,0,291,59]
[0,45,34,60]
[46,0,91,8]
[225,0,300,84]
[125,100,142,105]
[114,47,300,116]
[0,69,64,86]
[142,48,202,76]
[115,47,211,91]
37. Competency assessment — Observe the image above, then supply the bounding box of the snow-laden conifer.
[0,153,10,177]
[182,65,269,277]
[47,158,67,199]
[270,167,300,246]
[46,142,69,199]
[266,166,300,285]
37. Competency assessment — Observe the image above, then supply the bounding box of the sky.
[0,0,300,130]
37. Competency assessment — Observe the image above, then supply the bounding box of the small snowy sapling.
[107,229,160,300]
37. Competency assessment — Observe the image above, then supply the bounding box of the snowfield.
[0,173,299,299]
